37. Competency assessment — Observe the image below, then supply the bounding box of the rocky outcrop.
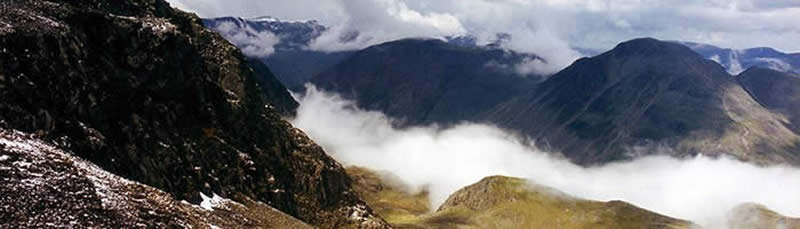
[0,0,387,227]
[0,129,314,228]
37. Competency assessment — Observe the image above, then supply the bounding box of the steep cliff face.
[0,0,386,227]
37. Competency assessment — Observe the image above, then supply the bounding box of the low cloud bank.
[211,21,279,57]
[290,85,800,227]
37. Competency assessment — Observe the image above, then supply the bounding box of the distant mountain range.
[202,17,539,89]
[204,16,800,90]
[314,37,800,165]
[676,41,800,74]
[205,16,800,166]
[203,17,354,88]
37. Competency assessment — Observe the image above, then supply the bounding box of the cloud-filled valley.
[291,85,800,228]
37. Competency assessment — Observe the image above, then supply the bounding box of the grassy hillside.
[347,167,694,229]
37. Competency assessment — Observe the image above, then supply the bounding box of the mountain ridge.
[310,38,543,127]
[486,38,800,165]
[676,41,800,74]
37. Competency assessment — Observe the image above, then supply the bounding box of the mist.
[211,21,279,57]
[290,85,800,227]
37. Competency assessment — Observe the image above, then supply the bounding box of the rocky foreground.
[0,0,386,227]
[0,128,312,228]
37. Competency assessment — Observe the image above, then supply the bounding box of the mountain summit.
[487,38,800,165]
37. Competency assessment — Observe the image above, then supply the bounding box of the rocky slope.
[737,67,800,132]
[486,38,800,165]
[0,0,387,227]
[347,167,694,229]
[0,129,314,228]
[311,38,542,127]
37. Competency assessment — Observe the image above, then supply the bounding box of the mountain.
[347,167,694,228]
[677,41,800,74]
[311,38,544,126]
[737,67,800,132]
[0,0,387,227]
[487,38,800,165]
[203,17,534,90]
[203,16,354,88]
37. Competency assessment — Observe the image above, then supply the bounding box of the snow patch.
[0,154,10,161]
[755,57,793,72]
[0,137,38,153]
[709,54,721,64]
[199,192,224,211]
[728,50,744,75]
[251,16,280,23]
[141,18,177,35]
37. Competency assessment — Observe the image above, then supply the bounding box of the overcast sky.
[167,0,800,55]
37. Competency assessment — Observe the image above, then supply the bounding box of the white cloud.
[211,21,279,57]
[166,0,800,74]
[291,85,800,228]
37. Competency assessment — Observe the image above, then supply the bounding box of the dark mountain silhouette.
[487,38,800,165]
[311,38,544,126]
